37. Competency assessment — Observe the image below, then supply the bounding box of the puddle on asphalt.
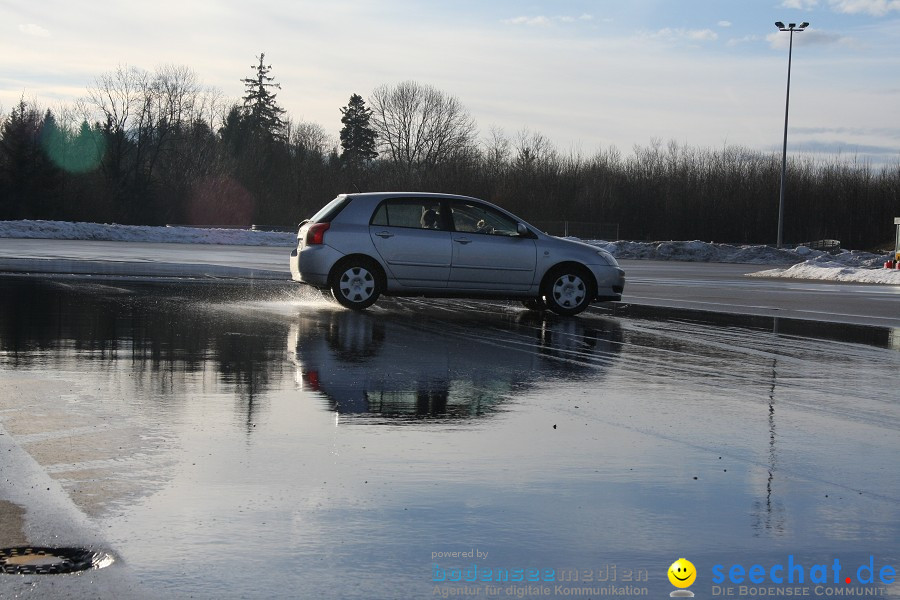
[0,277,898,598]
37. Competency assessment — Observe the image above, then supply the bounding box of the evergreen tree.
[0,101,59,219]
[219,105,249,156]
[339,93,377,168]
[240,53,286,139]
[71,121,104,174]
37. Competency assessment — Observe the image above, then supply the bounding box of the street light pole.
[775,21,808,249]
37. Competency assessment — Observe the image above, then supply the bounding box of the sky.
[2,0,900,165]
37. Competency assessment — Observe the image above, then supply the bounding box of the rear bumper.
[290,244,342,287]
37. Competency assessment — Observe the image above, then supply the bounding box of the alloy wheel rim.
[339,267,375,302]
[552,274,586,308]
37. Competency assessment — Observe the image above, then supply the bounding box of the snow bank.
[747,256,900,285]
[1,220,897,285]
[576,238,896,285]
[0,220,296,246]
[588,239,813,265]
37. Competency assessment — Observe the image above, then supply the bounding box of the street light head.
[789,22,797,28]
[775,21,785,29]
[799,22,809,28]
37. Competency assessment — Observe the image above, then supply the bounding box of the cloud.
[727,34,761,47]
[718,21,733,27]
[802,29,853,44]
[780,0,819,8]
[19,24,51,38]
[782,0,900,15]
[828,0,900,15]
[650,28,719,42]
[503,14,594,27]
[766,28,853,48]
[790,140,900,158]
[793,126,900,140]
[504,15,551,26]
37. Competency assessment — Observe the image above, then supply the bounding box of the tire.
[522,298,548,311]
[329,257,383,310]
[541,265,595,316]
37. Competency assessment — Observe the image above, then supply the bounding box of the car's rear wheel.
[542,265,595,316]
[329,257,382,310]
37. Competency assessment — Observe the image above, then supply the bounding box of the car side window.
[371,199,445,230]
[450,201,518,236]
[371,203,389,226]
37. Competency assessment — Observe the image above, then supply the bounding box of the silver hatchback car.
[289,192,625,315]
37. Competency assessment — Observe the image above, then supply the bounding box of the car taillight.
[303,370,320,391]
[305,222,330,245]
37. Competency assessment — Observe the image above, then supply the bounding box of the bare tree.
[287,120,334,156]
[153,64,203,127]
[369,80,476,170]
[514,128,557,172]
[85,64,219,144]
[483,127,511,165]
[84,65,144,133]
[82,65,150,193]
[81,64,225,221]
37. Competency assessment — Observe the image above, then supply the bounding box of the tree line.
[1,56,897,249]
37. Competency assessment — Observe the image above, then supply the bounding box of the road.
[621,260,900,328]
[0,237,899,598]
[0,277,897,599]
[0,238,897,327]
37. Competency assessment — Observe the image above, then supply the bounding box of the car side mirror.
[517,223,531,237]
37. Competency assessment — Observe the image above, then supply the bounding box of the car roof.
[333,191,542,233]
[342,192,484,204]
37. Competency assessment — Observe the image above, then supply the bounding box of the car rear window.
[309,195,352,223]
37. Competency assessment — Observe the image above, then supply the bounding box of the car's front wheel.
[329,257,383,310]
[542,265,595,316]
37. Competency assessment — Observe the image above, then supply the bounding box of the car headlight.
[596,250,618,266]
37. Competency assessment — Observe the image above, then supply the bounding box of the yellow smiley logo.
[668,558,697,588]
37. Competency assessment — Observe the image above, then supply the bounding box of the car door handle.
[374,231,394,238]
[453,238,472,245]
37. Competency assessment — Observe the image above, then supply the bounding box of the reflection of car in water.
[288,307,622,421]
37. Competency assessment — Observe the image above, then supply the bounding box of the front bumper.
[592,267,625,302]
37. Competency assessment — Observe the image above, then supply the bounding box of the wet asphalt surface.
[2,238,898,327]
[0,277,898,599]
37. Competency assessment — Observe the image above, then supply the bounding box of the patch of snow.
[748,261,900,284]
[579,238,897,285]
[0,220,296,247]
[745,248,899,284]
[587,239,834,265]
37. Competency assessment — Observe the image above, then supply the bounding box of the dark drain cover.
[0,547,114,575]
